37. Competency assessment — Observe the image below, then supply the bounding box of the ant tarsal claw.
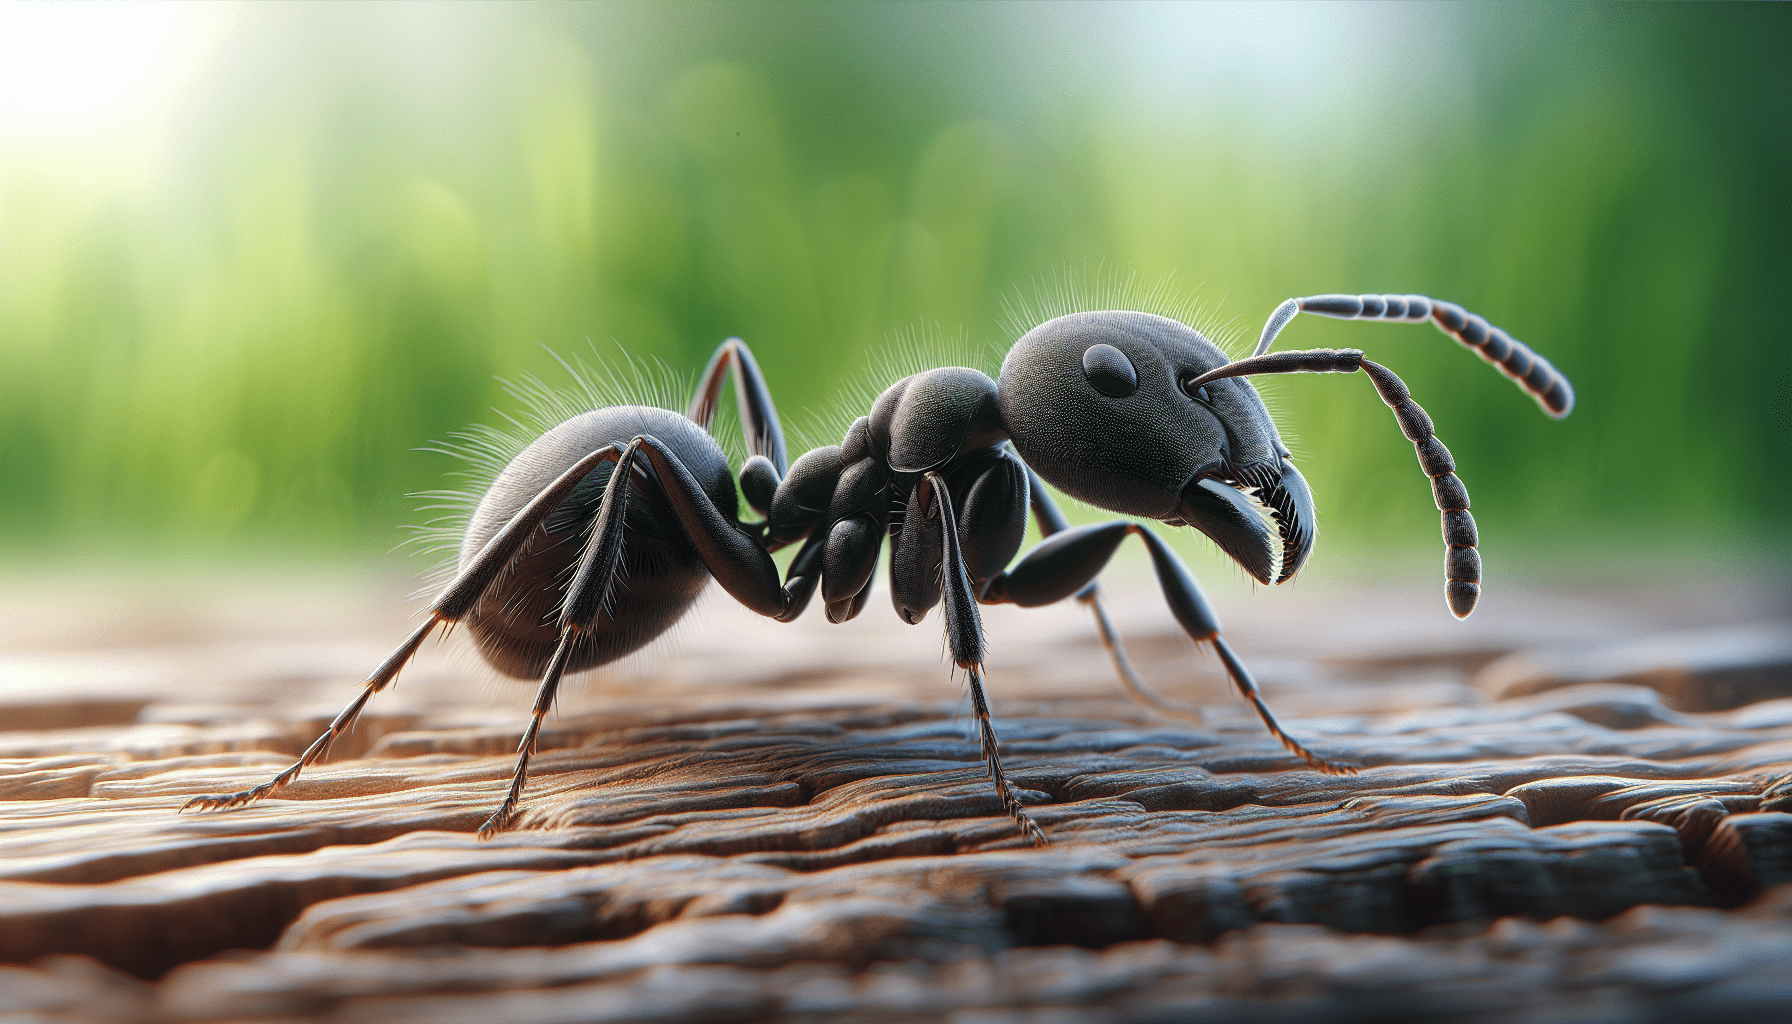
[475,810,510,841]
[179,786,265,814]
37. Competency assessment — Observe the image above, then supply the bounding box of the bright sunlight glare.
[0,0,230,143]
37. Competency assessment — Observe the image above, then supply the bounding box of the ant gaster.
[183,293,1573,845]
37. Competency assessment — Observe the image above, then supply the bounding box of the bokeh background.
[2,1,1787,580]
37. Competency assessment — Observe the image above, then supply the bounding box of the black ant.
[183,293,1573,845]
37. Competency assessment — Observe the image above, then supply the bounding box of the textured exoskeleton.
[182,293,1573,845]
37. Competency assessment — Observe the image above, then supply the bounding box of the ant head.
[997,311,1315,585]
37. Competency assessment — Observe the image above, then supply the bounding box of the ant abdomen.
[460,405,733,679]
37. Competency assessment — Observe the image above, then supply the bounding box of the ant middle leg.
[889,470,1047,846]
[181,446,622,816]
[984,520,1356,775]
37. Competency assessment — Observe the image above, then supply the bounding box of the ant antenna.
[1253,294,1573,418]
[1186,349,1481,618]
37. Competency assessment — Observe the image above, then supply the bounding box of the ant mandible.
[183,293,1573,845]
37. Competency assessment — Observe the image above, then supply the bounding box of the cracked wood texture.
[2,562,1791,1022]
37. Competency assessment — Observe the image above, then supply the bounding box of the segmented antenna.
[1254,294,1574,419]
[1183,349,1482,618]
[1359,359,1480,619]
[1183,348,1365,389]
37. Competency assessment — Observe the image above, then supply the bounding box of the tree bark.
[2,569,1789,1020]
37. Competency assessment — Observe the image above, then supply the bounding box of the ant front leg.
[984,520,1356,775]
[181,446,621,816]
[1017,467,1207,726]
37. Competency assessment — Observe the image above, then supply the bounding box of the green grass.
[1,2,1786,558]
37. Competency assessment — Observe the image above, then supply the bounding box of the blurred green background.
[2,2,1787,572]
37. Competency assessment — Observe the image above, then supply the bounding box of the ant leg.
[688,337,789,521]
[485,436,934,835]
[1081,590,1206,726]
[823,514,884,623]
[181,447,620,816]
[477,628,579,839]
[627,436,811,619]
[888,449,1027,624]
[1018,467,1202,724]
[889,478,944,623]
[777,529,827,623]
[985,521,1355,774]
[951,449,1029,596]
[767,445,845,547]
[921,472,1048,847]
[179,619,438,813]
[479,438,662,837]
[687,337,789,477]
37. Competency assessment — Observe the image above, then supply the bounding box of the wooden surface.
[1,560,1790,1022]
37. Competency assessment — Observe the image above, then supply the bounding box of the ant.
[183,293,1573,846]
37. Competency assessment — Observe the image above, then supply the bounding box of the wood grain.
[1,565,1789,1021]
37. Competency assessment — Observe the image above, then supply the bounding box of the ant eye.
[1179,377,1212,404]
[1081,343,1138,397]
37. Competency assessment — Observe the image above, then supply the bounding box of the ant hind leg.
[688,337,789,519]
[477,440,649,838]
[180,446,620,817]
[478,432,823,837]
[179,618,438,813]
